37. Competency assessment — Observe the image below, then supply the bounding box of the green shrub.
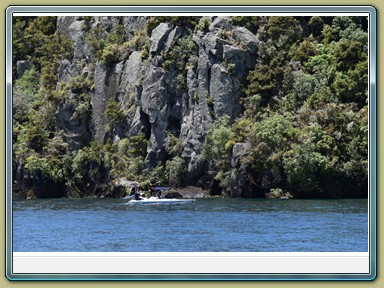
[149,164,167,186]
[71,101,91,121]
[283,142,328,195]
[108,24,127,45]
[100,44,119,65]
[193,91,199,102]
[65,74,93,94]
[129,133,148,157]
[161,35,197,74]
[105,99,125,131]
[146,16,200,36]
[166,156,186,187]
[231,16,261,33]
[166,134,184,156]
[267,16,302,44]
[23,121,48,153]
[85,26,107,58]
[308,16,325,37]
[13,68,41,123]
[198,18,211,32]
[206,94,214,108]
[202,116,236,188]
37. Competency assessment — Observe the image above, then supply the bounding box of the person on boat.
[130,186,142,200]
[150,178,159,197]
[134,191,142,200]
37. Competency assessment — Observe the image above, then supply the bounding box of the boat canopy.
[153,187,170,191]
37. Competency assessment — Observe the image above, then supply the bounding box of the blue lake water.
[12,198,368,252]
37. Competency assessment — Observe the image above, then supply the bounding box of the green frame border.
[4,4,377,282]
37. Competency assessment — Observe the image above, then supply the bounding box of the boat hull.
[127,198,195,205]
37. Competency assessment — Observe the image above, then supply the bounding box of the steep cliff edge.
[12,16,369,199]
[60,16,258,196]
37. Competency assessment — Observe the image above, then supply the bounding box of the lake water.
[12,198,368,252]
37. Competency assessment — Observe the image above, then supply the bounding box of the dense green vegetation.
[12,16,369,199]
[202,16,368,198]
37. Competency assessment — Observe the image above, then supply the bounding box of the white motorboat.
[126,186,195,205]
[127,196,195,205]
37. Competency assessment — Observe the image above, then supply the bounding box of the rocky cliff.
[57,16,257,196]
[12,16,369,199]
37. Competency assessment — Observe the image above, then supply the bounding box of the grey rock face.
[140,67,176,166]
[164,26,183,51]
[92,16,121,32]
[57,59,80,82]
[210,16,232,31]
[180,68,199,161]
[149,23,174,54]
[223,45,255,74]
[141,67,167,124]
[177,19,258,185]
[231,142,252,167]
[118,51,143,102]
[209,63,235,118]
[57,16,77,35]
[233,26,259,54]
[200,32,222,56]
[92,63,108,142]
[229,142,254,197]
[229,167,256,198]
[117,51,147,136]
[57,59,72,81]
[52,16,260,195]
[123,16,147,40]
[129,106,149,136]
[179,38,212,181]
[68,20,86,60]
[92,63,123,142]
[228,143,262,197]
[56,102,91,150]
[16,60,34,77]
